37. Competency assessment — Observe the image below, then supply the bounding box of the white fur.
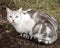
[7,7,36,34]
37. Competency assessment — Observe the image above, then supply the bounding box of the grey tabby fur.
[24,9,58,44]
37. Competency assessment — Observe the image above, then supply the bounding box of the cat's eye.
[23,13,26,14]
[15,16,18,18]
[10,16,12,18]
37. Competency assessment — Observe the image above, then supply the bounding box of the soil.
[0,1,60,48]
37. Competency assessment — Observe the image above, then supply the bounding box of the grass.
[4,0,60,22]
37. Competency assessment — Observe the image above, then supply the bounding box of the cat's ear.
[6,7,12,13]
[26,9,32,12]
[17,7,22,12]
[22,9,32,13]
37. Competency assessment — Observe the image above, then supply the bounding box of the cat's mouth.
[12,20,15,23]
[12,22,17,25]
[12,21,15,23]
[12,21,16,24]
[12,21,17,25]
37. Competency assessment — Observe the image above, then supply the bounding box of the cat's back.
[26,9,58,31]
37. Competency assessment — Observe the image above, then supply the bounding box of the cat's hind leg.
[44,32,57,44]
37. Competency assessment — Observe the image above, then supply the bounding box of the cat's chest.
[14,18,36,33]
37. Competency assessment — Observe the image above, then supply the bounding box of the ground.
[0,0,60,48]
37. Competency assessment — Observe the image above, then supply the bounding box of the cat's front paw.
[29,36,33,39]
[19,33,23,37]
[23,34,30,39]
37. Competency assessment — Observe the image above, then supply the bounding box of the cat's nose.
[13,20,14,21]
[12,20,14,23]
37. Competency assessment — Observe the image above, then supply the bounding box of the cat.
[6,7,58,44]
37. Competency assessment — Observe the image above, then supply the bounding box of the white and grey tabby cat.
[6,7,58,44]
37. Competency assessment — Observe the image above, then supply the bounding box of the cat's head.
[6,7,32,25]
[6,7,23,24]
